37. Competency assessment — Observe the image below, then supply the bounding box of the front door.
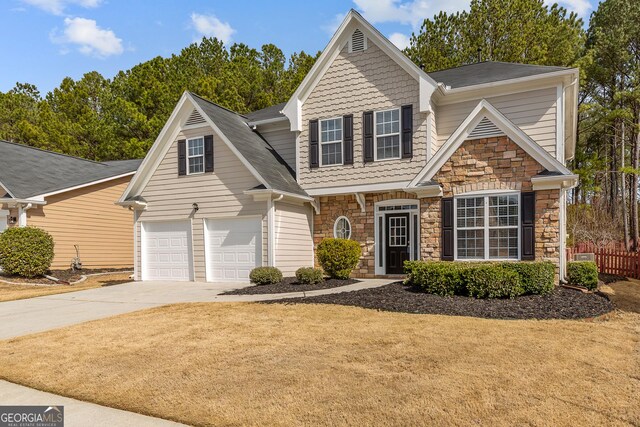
[385,213,410,274]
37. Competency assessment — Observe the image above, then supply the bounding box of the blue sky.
[0,0,598,95]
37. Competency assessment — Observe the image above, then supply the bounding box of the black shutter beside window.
[401,104,413,159]
[204,135,214,172]
[363,111,374,163]
[309,119,319,168]
[343,114,353,165]
[178,139,186,176]
[521,192,536,260]
[441,197,454,261]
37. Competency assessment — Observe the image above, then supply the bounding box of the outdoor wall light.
[192,203,199,212]
[8,217,17,225]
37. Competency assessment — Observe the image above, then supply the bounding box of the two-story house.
[118,10,578,283]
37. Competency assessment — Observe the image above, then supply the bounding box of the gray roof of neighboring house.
[189,94,307,197]
[428,61,570,89]
[244,102,287,123]
[0,140,142,199]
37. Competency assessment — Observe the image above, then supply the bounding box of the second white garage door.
[206,217,262,282]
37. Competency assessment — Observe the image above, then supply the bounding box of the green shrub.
[0,226,54,278]
[316,238,361,280]
[405,261,465,296]
[567,261,599,290]
[249,267,283,286]
[501,262,555,296]
[464,264,524,298]
[295,267,324,285]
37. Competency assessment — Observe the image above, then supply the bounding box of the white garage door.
[206,217,261,282]
[142,221,192,281]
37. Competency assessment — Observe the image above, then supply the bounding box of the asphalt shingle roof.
[0,140,142,199]
[244,103,286,123]
[428,61,569,89]
[189,94,307,197]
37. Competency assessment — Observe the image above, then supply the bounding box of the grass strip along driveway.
[0,302,638,426]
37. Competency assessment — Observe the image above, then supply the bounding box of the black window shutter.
[363,111,374,163]
[204,135,214,173]
[401,104,413,159]
[309,119,319,168]
[343,114,353,165]
[177,139,186,176]
[441,197,454,261]
[521,192,536,260]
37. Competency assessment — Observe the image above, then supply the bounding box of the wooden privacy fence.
[567,243,640,278]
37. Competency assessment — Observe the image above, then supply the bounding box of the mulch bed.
[599,272,627,284]
[0,268,132,285]
[221,277,359,295]
[265,282,614,320]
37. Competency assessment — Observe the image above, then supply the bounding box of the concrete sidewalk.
[0,279,392,340]
[0,380,185,426]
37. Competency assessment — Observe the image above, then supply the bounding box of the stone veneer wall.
[313,136,562,277]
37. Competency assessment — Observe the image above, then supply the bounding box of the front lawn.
[0,273,132,302]
[0,303,637,426]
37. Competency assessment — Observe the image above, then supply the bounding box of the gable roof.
[409,99,572,187]
[429,61,571,89]
[0,140,141,200]
[120,92,308,204]
[245,103,286,124]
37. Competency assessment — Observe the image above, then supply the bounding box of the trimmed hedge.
[567,261,599,290]
[404,260,556,299]
[295,267,324,285]
[316,238,361,280]
[0,226,54,278]
[249,267,283,285]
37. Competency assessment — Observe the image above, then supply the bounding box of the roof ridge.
[0,140,106,165]
[188,92,249,120]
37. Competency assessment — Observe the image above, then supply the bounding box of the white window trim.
[333,216,352,239]
[186,136,205,175]
[453,191,521,261]
[374,199,420,275]
[374,108,401,161]
[319,117,344,167]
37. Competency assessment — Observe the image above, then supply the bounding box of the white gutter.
[436,69,578,95]
[530,174,579,191]
[0,198,46,206]
[247,116,288,127]
[243,188,314,202]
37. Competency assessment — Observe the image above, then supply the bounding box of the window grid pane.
[320,118,343,165]
[376,135,400,160]
[375,109,400,160]
[322,142,342,166]
[187,138,205,174]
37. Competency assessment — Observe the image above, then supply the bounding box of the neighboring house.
[119,10,578,283]
[0,140,142,270]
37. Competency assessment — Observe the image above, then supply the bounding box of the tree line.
[0,0,637,248]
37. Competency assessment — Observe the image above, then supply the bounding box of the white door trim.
[374,199,420,275]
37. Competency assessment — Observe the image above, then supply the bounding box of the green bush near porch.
[316,238,361,280]
[404,261,556,299]
[567,261,599,290]
[0,226,54,278]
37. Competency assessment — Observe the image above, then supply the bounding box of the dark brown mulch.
[0,268,132,285]
[221,277,359,295]
[265,282,614,320]
[599,272,627,284]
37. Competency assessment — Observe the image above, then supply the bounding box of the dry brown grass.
[0,303,638,426]
[0,273,132,302]
[607,280,640,314]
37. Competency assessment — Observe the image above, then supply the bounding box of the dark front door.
[385,213,410,274]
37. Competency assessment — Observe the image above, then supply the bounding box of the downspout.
[267,195,283,267]
[17,203,33,227]
[559,188,568,284]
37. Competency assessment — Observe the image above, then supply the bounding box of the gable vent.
[185,109,205,126]
[350,29,366,53]
[467,117,504,140]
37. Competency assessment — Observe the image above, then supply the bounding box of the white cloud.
[22,0,101,15]
[389,32,411,50]
[190,12,235,44]
[52,17,123,58]
[545,0,592,18]
[322,12,347,34]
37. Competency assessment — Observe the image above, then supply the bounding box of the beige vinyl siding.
[26,177,134,269]
[138,124,268,281]
[259,125,297,172]
[275,201,313,276]
[435,87,558,157]
[299,41,428,189]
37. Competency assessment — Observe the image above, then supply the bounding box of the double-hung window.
[375,108,400,160]
[187,137,205,175]
[456,193,519,260]
[320,118,343,166]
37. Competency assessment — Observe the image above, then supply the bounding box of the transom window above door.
[187,137,205,174]
[320,117,343,166]
[456,193,519,260]
[375,108,400,160]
